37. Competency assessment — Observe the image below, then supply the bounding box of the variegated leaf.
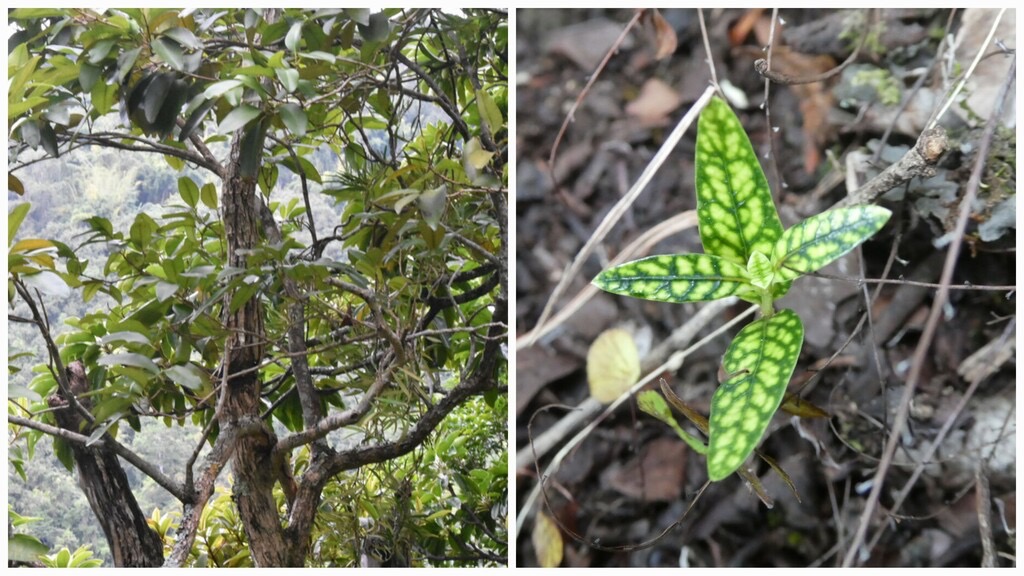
[707,309,803,481]
[772,205,891,281]
[593,254,750,303]
[695,96,783,265]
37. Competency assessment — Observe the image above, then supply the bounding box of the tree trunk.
[47,361,164,567]
[218,135,290,565]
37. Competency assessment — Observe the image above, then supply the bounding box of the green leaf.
[151,37,185,71]
[178,176,199,207]
[592,253,750,303]
[278,102,307,136]
[285,21,303,52]
[156,281,178,302]
[8,383,41,401]
[39,123,59,158]
[218,104,260,133]
[746,251,774,290]
[707,309,803,481]
[143,73,175,124]
[129,212,157,246]
[345,8,371,25]
[772,205,891,281]
[99,331,152,346]
[165,364,204,391]
[22,270,69,297]
[476,88,504,134]
[54,437,74,472]
[10,238,55,254]
[637,390,708,454]
[8,96,50,119]
[229,282,260,313]
[695,96,783,265]
[87,38,117,64]
[163,27,202,50]
[275,67,299,93]
[178,98,215,142]
[9,203,31,245]
[417,184,447,229]
[204,79,243,99]
[200,182,218,209]
[98,352,160,374]
[91,80,117,115]
[8,533,49,563]
[115,47,142,84]
[238,119,268,178]
[9,55,41,102]
[279,154,321,183]
[79,62,101,91]
[357,11,391,42]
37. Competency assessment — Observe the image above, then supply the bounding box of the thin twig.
[697,9,718,90]
[547,10,645,178]
[526,86,716,347]
[927,8,1008,130]
[977,463,997,567]
[516,210,697,349]
[515,297,737,469]
[754,10,869,85]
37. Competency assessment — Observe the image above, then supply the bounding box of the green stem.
[760,289,774,317]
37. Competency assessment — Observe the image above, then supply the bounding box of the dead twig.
[547,10,644,181]
[525,86,716,347]
[836,127,949,209]
[754,9,870,85]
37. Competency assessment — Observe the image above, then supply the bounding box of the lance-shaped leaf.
[695,96,783,265]
[707,309,803,481]
[772,205,891,281]
[593,253,750,303]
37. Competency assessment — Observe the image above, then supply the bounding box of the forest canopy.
[8,7,507,567]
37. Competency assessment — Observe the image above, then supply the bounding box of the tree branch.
[8,414,188,503]
[56,131,222,175]
[164,417,265,567]
[394,52,472,141]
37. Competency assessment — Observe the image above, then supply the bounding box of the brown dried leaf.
[648,9,677,60]
[730,8,766,46]
[602,436,686,502]
[516,345,582,416]
[624,78,682,123]
[762,46,837,173]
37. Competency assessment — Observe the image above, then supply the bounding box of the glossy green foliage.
[773,205,892,282]
[708,310,803,480]
[593,254,749,303]
[8,7,507,566]
[593,95,891,485]
[695,96,783,265]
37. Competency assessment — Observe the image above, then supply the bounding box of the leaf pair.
[592,96,891,482]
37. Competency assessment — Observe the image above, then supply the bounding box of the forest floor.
[514,8,1016,568]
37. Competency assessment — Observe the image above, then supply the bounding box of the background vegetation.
[9,7,507,567]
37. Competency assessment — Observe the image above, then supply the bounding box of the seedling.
[592,96,891,481]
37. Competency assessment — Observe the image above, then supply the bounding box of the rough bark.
[218,135,289,566]
[46,361,164,567]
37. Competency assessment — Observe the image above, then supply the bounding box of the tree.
[8,8,507,567]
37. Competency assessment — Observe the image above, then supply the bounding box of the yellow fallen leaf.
[587,328,640,403]
[533,510,563,567]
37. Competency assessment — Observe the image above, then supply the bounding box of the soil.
[515,8,1016,568]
